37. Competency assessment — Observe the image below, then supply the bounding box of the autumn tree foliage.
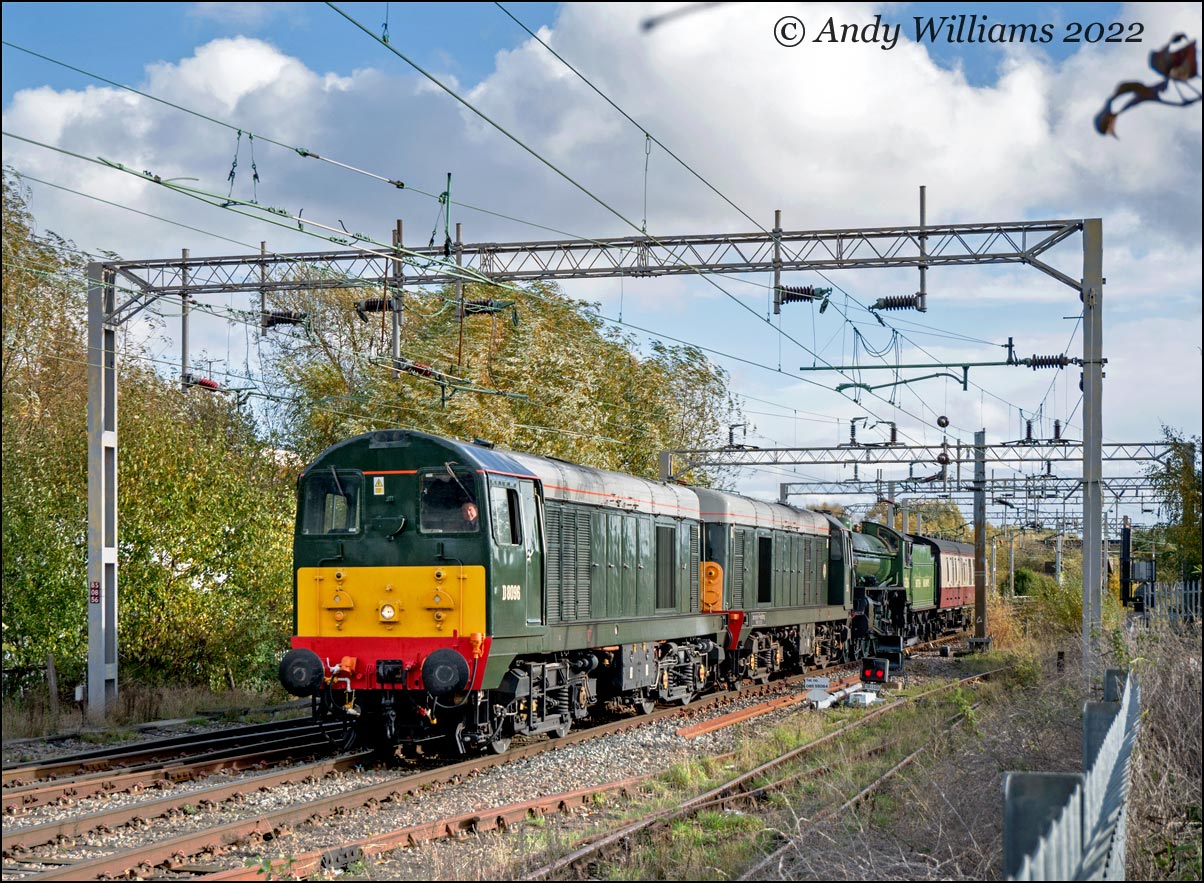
[863,498,969,539]
[2,171,293,691]
[1145,425,1203,580]
[2,172,90,690]
[261,277,742,484]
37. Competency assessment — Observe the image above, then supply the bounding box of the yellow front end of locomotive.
[297,565,487,638]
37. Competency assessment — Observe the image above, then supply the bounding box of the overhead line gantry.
[87,212,1107,717]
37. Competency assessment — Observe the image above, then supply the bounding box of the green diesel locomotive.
[278,429,971,752]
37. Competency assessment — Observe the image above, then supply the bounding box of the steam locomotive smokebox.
[279,648,324,697]
[421,649,470,696]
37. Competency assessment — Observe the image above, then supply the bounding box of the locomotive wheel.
[486,733,512,755]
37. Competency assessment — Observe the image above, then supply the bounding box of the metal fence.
[1136,580,1201,623]
[1003,669,1141,880]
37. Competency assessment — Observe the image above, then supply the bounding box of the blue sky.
[2,3,560,101]
[2,2,1126,98]
[2,2,1200,523]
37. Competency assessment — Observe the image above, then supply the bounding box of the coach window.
[490,478,523,546]
[300,469,362,535]
[419,467,480,534]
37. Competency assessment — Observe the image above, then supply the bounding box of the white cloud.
[188,3,286,28]
[2,2,1199,490]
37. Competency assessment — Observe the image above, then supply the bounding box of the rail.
[1003,669,1140,880]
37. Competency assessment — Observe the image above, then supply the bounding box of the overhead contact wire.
[324,5,961,451]
[489,5,1008,441]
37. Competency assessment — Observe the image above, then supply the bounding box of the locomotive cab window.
[300,469,362,535]
[419,466,481,534]
[489,478,522,546]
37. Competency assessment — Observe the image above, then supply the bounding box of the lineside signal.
[861,657,890,684]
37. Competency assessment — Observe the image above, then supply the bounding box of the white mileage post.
[803,677,830,690]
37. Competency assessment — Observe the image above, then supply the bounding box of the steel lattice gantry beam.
[658,441,1167,478]
[777,475,1161,501]
[102,218,1085,299]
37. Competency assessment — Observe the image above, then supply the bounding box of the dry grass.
[2,681,291,740]
[987,588,1030,650]
[746,651,1083,881]
[758,624,1202,883]
[1114,620,1203,881]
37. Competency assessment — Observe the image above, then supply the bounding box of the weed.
[245,853,295,880]
[870,793,900,827]
[81,728,137,745]
[661,761,699,790]
[948,687,981,736]
[1111,620,1203,881]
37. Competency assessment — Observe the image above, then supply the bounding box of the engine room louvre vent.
[804,536,814,607]
[690,525,700,612]
[571,508,591,620]
[546,505,563,623]
[545,504,592,623]
[731,529,745,609]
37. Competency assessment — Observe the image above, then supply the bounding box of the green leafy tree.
[114,369,294,686]
[2,170,90,688]
[3,170,294,692]
[1013,567,1056,596]
[1146,425,1203,579]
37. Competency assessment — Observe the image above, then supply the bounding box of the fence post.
[1004,670,1140,880]
[1003,772,1082,880]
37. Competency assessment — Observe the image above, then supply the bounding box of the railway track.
[2,730,344,816]
[1,638,977,880]
[2,717,316,788]
[181,660,997,881]
[520,669,1001,880]
[0,671,843,879]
